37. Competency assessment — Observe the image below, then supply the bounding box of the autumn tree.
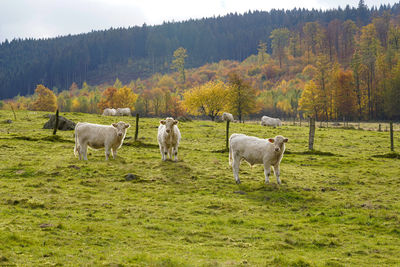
[31,84,57,112]
[257,41,268,64]
[303,22,322,61]
[182,80,228,121]
[299,80,320,119]
[97,87,117,111]
[270,28,290,68]
[113,86,139,110]
[171,47,188,83]
[359,23,380,119]
[332,69,356,120]
[226,73,258,122]
[384,62,400,119]
[341,20,358,63]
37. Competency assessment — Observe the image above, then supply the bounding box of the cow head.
[160,117,178,134]
[112,121,130,137]
[268,135,288,153]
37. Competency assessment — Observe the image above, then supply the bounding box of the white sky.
[0,0,398,43]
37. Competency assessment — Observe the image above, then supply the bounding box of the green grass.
[0,110,399,266]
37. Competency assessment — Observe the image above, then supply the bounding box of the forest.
[1,1,400,121]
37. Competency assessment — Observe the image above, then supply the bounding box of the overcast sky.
[0,0,398,43]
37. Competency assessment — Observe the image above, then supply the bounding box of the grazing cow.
[229,133,288,184]
[74,121,130,160]
[157,117,181,161]
[116,108,131,116]
[261,116,282,127]
[222,112,234,122]
[102,108,117,116]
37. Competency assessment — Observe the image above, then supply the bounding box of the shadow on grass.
[124,140,159,149]
[1,135,74,143]
[235,182,320,205]
[372,152,400,159]
[285,150,336,156]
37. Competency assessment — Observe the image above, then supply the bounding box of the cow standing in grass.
[74,121,130,160]
[229,134,288,184]
[157,117,181,161]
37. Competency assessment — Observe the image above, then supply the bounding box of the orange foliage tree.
[31,84,57,112]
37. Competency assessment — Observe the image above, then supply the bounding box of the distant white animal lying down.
[102,108,117,116]
[157,117,181,161]
[261,116,282,127]
[229,133,288,184]
[116,108,131,116]
[74,121,130,160]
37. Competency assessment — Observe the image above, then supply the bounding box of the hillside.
[1,2,400,99]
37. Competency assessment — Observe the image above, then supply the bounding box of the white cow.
[102,108,117,116]
[116,108,131,116]
[222,112,234,122]
[261,116,282,127]
[157,117,181,161]
[74,121,130,160]
[229,133,288,184]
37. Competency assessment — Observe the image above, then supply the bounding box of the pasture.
[0,110,399,266]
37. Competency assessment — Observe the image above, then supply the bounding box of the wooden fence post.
[226,120,230,151]
[378,123,381,132]
[53,109,59,135]
[390,122,394,151]
[10,103,17,120]
[309,117,316,151]
[134,113,139,141]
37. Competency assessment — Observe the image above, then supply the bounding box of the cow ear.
[160,120,166,125]
[125,123,130,128]
[112,123,117,128]
[283,138,288,143]
[174,120,178,125]
[268,138,275,143]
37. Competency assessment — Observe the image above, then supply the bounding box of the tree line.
[1,1,400,99]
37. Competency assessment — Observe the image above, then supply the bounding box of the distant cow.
[74,121,130,160]
[261,116,282,127]
[116,108,131,116]
[229,133,288,184]
[157,117,181,161]
[102,108,117,116]
[222,112,234,122]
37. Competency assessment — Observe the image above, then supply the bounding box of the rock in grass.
[125,173,138,181]
[43,115,75,131]
[4,119,12,124]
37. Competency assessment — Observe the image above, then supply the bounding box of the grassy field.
[0,110,399,266]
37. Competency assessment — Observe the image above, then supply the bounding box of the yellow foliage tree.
[182,80,228,121]
[113,86,139,110]
[299,80,320,119]
[31,84,57,112]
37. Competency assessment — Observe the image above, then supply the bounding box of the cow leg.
[173,146,178,162]
[263,162,271,184]
[168,147,172,160]
[79,143,88,161]
[160,145,167,161]
[273,164,281,185]
[232,154,241,184]
[105,145,111,161]
[112,148,117,159]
